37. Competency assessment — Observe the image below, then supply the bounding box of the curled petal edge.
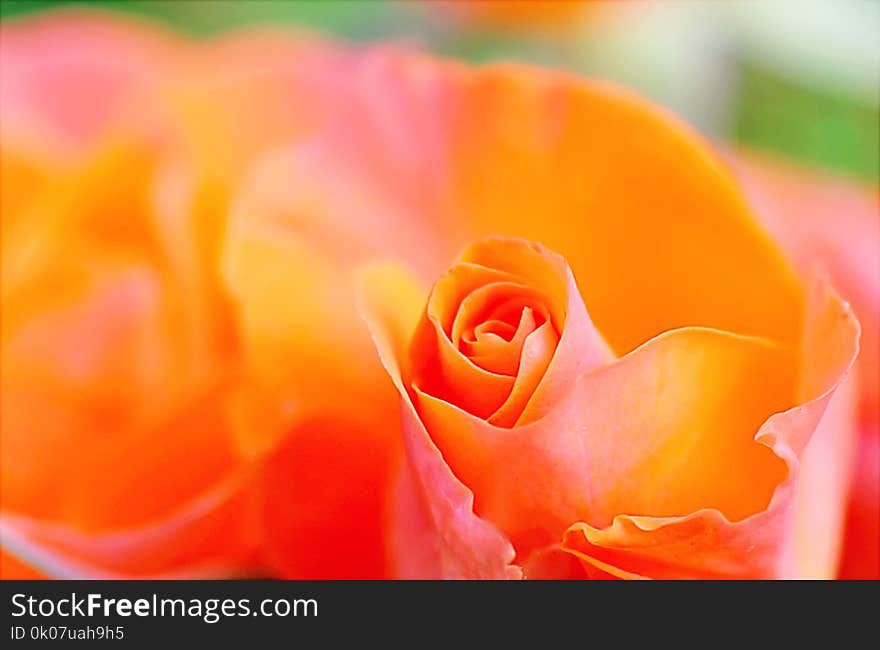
[561,275,860,578]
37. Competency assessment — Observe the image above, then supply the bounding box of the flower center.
[450,283,555,377]
[413,249,571,425]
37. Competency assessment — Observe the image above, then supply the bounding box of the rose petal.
[358,245,810,573]
[445,64,804,353]
[429,263,525,332]
[0,471,254,578]
[415,325,796,558]
[0,548,46,579]
[1,266,240,525]
[839,432,880,579]
[728,150,879,578]
[414,237,613,426]
[562,276,859,578]
[0,10,179,154]
[0,138,241,528]
[464,306,539,375]
[234,48,803,357]
[358,263,521,579]
[729,149,879,422]
[779,367,859,578]
[253,411,398,579]
[453,284,553,351]
[487,321,559,428]
[413,308,516,419]
[221,141,456,577]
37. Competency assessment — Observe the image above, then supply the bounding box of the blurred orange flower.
[419,0,589,30]
[0,12,416,579]
[0,11,870,580]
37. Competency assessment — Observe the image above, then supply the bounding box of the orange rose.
[0,13,253,578]
[333,52,861,579]
[0,12,416,579]
[361,232,858,578]
[0,11,865,581]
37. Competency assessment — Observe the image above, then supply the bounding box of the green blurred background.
[2,0,878,184]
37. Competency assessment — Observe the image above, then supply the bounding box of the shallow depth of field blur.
[1,0,878,580]
[3,0,878,183]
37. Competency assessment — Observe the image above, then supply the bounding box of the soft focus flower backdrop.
[0,0,877,579]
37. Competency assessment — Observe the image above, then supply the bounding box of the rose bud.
[359,236,858,578]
